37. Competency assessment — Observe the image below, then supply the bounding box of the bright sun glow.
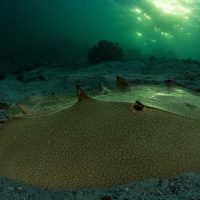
[135,8,142,14]
[150,0,191,16]
[136,32,143,37]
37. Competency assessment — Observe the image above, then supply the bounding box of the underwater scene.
[0,0,200,199]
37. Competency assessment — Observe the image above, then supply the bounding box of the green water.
[0,0,199,62]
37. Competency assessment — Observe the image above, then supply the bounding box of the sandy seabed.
[1,173,200,200]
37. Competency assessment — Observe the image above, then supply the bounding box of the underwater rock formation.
[87,40,123,64]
